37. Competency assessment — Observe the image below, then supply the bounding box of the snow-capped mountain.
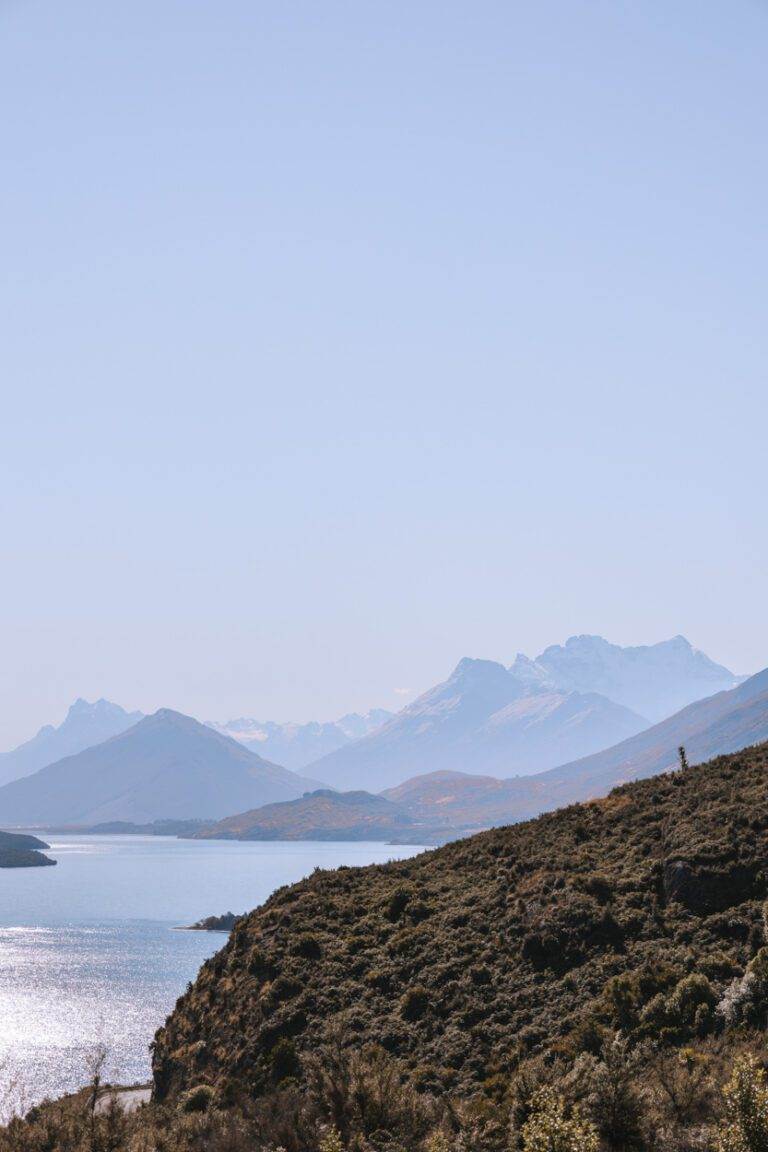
[206,709,392,772]
[308,657,648,791]
[511,634,741,721]
[306,636,742,791]
[0,698,144,789]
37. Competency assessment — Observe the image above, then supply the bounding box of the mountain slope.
[309,657,647,790]
[195,788,416,841]
[382,666,768,828]
[513,633,740,721]
[153,740,768,1106]
[512,663,768,815]
[0,698,144,787]
[0,710,321,825]
[206,709,392,771]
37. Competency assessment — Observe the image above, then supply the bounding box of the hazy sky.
[1,1,767,748]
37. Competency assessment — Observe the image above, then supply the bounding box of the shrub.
[400,985,430,1021]
[521,1086,599,1152]
[386,885,412,922]
[294,932,323,959]
[717,950,768,1030]
[271,1037,301,1083]
[178,1083,215,1113]
[715,1056,768,1152]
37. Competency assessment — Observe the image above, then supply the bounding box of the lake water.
[0,834,424,1117]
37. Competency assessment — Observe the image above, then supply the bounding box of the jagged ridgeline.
[153,741,768,1104]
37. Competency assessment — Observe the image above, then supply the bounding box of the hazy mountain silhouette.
[0,709,322,826]
[0,698,144,788]
[383,665,768,826]
[307,636,740,791]
[308,656,648,791]
[206,709,392,771]
[511,634,740,721]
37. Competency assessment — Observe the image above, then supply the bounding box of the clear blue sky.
[1,1,766,747]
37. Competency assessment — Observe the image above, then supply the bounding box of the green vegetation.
[181,911,239,932]
[6,741,768,1150]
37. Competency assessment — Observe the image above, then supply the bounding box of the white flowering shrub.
[717,950,768,1030]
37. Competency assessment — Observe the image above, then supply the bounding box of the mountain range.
[380,663,768,827]
[196,663,768,843]
[309,636,740,791]
[206,709,392,771]
[0,698,144,788]
[0,635,745,826]
[510,633,741,721]
[0,709,321,825]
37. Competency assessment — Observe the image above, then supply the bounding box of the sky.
[1,1,767,748]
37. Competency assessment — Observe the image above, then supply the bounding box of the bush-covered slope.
[152,740,768,1106]
[194,789,419,841]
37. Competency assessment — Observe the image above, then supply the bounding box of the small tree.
[716,1056,768,1152]
[678,746,689,771]
[84,1041,108,1145]
[521,1086,599,1152]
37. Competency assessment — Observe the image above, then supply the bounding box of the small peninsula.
[0,829,57,868]
[179,912,239,932]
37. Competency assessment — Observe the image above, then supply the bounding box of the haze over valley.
[0,634,753,838]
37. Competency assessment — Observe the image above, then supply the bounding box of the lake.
[0,834,424,1117]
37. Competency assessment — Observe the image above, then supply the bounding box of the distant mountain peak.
[0,708,321,826]
[529,634,738,722]
[66,696,131,719]
[0,697,145,789]
[450,657,510,681]
[207,708,394,772]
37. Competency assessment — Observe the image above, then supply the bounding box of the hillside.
[0,710,321,825]
[153,739,768,1109]
[309,657,648,790]
[195,788,418,841]
[0,698,143,788]
[382,768,534,826]
[207,710,393,771]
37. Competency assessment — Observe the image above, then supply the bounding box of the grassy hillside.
[154,741,768,1105]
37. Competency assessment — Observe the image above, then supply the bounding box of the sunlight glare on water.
[0,834,424,1116]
